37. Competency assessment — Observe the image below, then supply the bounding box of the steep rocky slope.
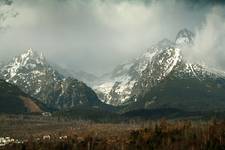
[0,79,46,114]
[95,29,225,112]
[0,49,101,109]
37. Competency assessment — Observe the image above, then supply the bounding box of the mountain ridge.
[0,79,47,114]
[94,29,225,110]
[0,48,102,109]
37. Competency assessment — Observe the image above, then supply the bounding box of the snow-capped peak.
[175,28,195,46]
[94,29,199,106]
[0,49,101,109]
[27,48,34,55]
[17,48,46,66]
[1,48,48,79]
[22,48,44,59]
[94,28,225,107]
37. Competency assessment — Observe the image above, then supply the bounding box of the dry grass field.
[0,115,225,150]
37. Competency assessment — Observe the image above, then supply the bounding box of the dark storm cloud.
[0,0,224,74]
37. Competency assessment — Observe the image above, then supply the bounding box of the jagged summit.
[1,48,48,79]
[19,48,46,65]
[94,29,225,106]
[0,49,101,109]
[22,48,39,58]
[175,28,195,46]
[23,48,45,58]
[26,48,34,54]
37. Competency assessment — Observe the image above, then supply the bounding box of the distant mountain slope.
[95,29,225,112]
[126,74,225,112]
[0,79,45,114]
[94,45,156,105]
[0,49,101,109]
[52,64,99,86]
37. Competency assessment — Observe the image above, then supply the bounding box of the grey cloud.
[0,0,224,75]
[184,6,225,70]
[0,0,17,31]
[0,0,13,6]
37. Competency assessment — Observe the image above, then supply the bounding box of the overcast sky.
[0,0,224,75]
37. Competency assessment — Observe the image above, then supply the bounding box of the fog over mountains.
[1,3,225,150]
[0,0,224,75]
[1,28,225,115]
[93,29,225,110]
[0,1,225,118]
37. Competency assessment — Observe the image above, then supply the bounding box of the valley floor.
[0,115,224,150]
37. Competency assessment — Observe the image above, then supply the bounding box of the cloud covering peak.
[0,0,224,75]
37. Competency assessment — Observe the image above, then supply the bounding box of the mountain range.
[0,49,101,109]
[94,29,225,112]
[0,28,225,119]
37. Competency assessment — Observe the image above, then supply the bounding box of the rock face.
[95,29,225,111]
[94,48,156,106]
[0,49,100,109]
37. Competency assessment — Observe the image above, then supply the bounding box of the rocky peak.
[0,48,101,109]
[94,28,225,107]
[18,48,46,66]
[175,28,195,46]
[21,48,38,59]
[1,48,48,79]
